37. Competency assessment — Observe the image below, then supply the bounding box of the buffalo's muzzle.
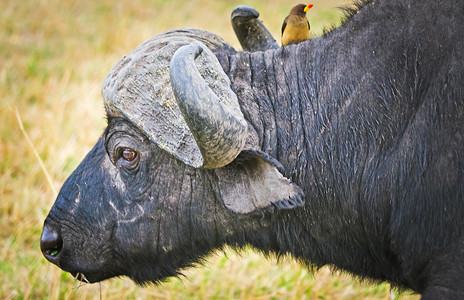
[40,224,62,264]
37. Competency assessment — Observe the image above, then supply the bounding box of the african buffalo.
[41,0,464,298]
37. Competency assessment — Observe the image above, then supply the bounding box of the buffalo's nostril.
[40,225,63,262]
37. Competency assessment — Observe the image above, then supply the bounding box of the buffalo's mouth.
[49,257,121,284]
[40,224,172,285]
[71,272,92,283]
[68,270,116,284]
[40,223,121,284]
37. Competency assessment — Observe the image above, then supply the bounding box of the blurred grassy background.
[1,0,421,298]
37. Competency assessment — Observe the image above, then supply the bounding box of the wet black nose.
[40,225,63,263]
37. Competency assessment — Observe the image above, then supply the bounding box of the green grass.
[0,0,421,298]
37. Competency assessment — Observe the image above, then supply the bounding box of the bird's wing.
[281,15,289,36]
[307,19,310,32]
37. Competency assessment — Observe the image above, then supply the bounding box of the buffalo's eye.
[122,149,137,162]
[115,148,139,169]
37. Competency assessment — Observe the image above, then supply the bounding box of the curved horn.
[170,43,248,169]
[231,6,279,51]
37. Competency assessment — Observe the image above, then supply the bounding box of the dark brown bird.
[281,4,313,46]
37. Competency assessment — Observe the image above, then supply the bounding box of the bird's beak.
[304,4,313,12]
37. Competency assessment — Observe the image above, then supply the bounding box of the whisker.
[72,272,91,295]
[80,273,90,283]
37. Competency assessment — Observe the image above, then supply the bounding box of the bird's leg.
[231,6,279,52]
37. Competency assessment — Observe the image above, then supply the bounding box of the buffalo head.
[40,28,303,284]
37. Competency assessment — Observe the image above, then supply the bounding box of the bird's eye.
[121,149,137,162]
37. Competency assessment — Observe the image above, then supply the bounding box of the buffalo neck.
[215,0,442,284]
[223,37,339,193]
[217,37,404,287]
[216,0,464,288]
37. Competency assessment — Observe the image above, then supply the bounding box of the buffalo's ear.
[214,150,304,214]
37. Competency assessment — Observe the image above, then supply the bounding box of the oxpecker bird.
[281,4,313,46]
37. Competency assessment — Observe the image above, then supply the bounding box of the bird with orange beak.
[281,4,313,46]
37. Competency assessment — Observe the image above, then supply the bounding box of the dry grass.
[0,0,421,299]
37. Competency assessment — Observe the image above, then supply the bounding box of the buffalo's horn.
[231,6,279,51]
[170,43,248,169]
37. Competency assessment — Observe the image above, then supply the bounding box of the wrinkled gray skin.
[41,0,464,298]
